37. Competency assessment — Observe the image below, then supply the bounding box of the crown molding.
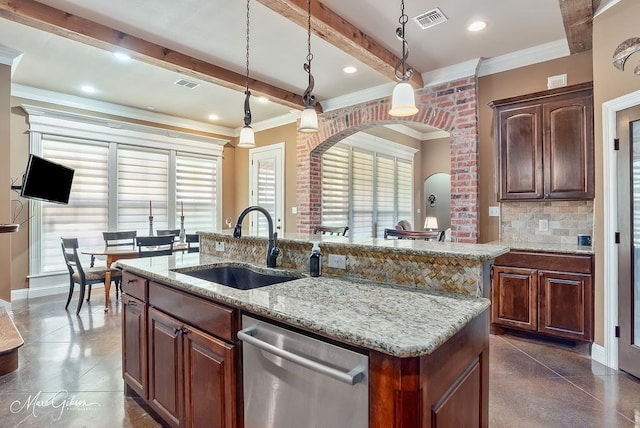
[0,46,23,78]
[340,132,419,159]
[594,0,622,17]
[12,84,235,137]
[383,124,450,141]
[422,58,481,87]
[321,81,396,113]
[243,110,300,135]
[477,39,570,77]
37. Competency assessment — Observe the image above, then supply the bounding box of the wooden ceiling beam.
[257,0,424,89]
[0,0,313,111]
[558,0,593,54]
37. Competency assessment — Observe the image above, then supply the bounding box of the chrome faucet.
[233,206,280,268]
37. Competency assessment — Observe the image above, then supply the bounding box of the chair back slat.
[185,234,200,253]
[103,231,137,248]
[312,226,349,236]
[156,229,181,241]
[383,228,441,240]
[136,235,175,258]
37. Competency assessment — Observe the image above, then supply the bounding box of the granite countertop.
[116,253,490,358]
[204,231,509,261]
[486,240,594,255]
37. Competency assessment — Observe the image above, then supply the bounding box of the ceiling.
[0,0,598,138]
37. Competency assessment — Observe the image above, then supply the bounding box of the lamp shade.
[238,125,255,148]
[424,216,439,230]
[298,106,319,133]
[389,81,418,117]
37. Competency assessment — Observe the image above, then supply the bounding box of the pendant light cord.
[302,0,316,108]
[243,0,252,126]
[394,0,413,82]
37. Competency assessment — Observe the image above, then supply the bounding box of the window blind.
[41,136,109,272]
[352,149,374,237]
[117,146,169,236]
[376,154,395,237]
[176,153,218,234]
[397,158,413,226]
[255,158,276,236]
[321,145,349,227]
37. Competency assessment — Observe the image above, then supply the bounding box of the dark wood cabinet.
[490,82,594,201]
[491,251,594,342]
[122,294,147,399]
[147,307,237,428]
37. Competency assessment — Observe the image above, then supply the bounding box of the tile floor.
[1,292,639,427]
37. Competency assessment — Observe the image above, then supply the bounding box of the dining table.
[82,242,188,312]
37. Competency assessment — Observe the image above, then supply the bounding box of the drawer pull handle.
[173,327,182,335]
[126,300,137,307]
[127,279,137,283]
[238,326,365,385]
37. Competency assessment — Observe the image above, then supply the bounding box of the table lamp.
[424,216,438,231]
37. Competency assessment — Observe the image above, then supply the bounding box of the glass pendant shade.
[238,125,255,148]
[298,106,319,133]
[389,81,418,117]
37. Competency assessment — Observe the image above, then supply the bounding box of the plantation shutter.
[176,153,218,233]
[321,145,350,228]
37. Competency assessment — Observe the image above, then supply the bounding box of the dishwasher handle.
[238,326,365,386]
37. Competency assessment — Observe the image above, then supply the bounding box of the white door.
[249,143,284,236]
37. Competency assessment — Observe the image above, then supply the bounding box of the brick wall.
[296,77,480,243]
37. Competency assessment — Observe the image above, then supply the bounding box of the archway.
[296,76,479,243]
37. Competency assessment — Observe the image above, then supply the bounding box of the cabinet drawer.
[148,282,236,342]
[122,272,147,301]
[495,251,592,274]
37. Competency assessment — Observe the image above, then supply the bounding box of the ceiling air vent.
[413,7,447,30]
[174,78,200,89]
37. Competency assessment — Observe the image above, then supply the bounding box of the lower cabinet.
[122,294,147,398]
[147,308,236,428]
[491,251,593,342]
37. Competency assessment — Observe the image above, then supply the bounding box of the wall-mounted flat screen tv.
[20,154,74,204]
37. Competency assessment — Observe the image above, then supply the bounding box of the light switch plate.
[215,241,225,251]
[291,206,297,214]
[488,206,500,217]
[539,219,549,232]
[327,254,346,269]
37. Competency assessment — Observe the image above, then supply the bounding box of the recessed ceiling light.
[343,66,357,74]
[208,114,219,121]
[468,21,487,32]
[81,85,96,94]
[147,106,156,110]
[257,96,269,104]
[113,51,131,61]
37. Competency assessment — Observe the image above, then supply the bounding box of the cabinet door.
[543,93,594,199]
[148,308,183,428]
[538,270,593,341]
[183,327,236,428]
[497,104,544,200]
[491,266,537,331]
[122,295,147,399]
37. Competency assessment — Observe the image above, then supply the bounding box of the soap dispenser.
[309,242,322,277]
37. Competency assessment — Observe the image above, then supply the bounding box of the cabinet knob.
[173,327,182,335]
[181,327,189,335]
[127,279,137,283]
[126,300,137,307]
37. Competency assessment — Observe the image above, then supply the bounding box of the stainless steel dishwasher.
[238,315,369,428]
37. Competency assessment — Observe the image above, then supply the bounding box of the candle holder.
[148,215,154,236]
[179,215,186,243]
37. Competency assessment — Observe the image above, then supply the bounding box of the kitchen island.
[116,237,507,427]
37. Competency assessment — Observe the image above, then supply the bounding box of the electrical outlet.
[215,241,225,251]
[488,206,500,217]
[291,206,297,214]
[539,219,548,232]
[327,254,346,269]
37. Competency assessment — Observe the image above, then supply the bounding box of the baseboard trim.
[591,343,606,366]
[11,284,105,301]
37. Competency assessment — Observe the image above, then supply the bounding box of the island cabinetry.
[490,82,594,201]
[369,310,489,428]
[491,251,593,342]
[147,282,238,428]
[122,272,148,399]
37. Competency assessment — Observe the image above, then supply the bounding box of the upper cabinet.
[490,82,594,201]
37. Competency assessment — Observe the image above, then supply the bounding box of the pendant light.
[298,0,319,133]
[389,0,418,117]
[238,0,256,148]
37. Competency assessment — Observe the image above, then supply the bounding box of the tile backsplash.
[500,200,593,244]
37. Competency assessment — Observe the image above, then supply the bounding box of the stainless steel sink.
[180,265,300,290]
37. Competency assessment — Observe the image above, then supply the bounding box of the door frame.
[601,89,640,369]
[248,142,285,234]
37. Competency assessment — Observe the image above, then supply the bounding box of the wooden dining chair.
[136,235,175,258]
[156,229,180,241]
[312,226,349,236]
[61,237,122,315]
[185,233,200,253]
[103,230,137,248]
[383,228,441,240]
